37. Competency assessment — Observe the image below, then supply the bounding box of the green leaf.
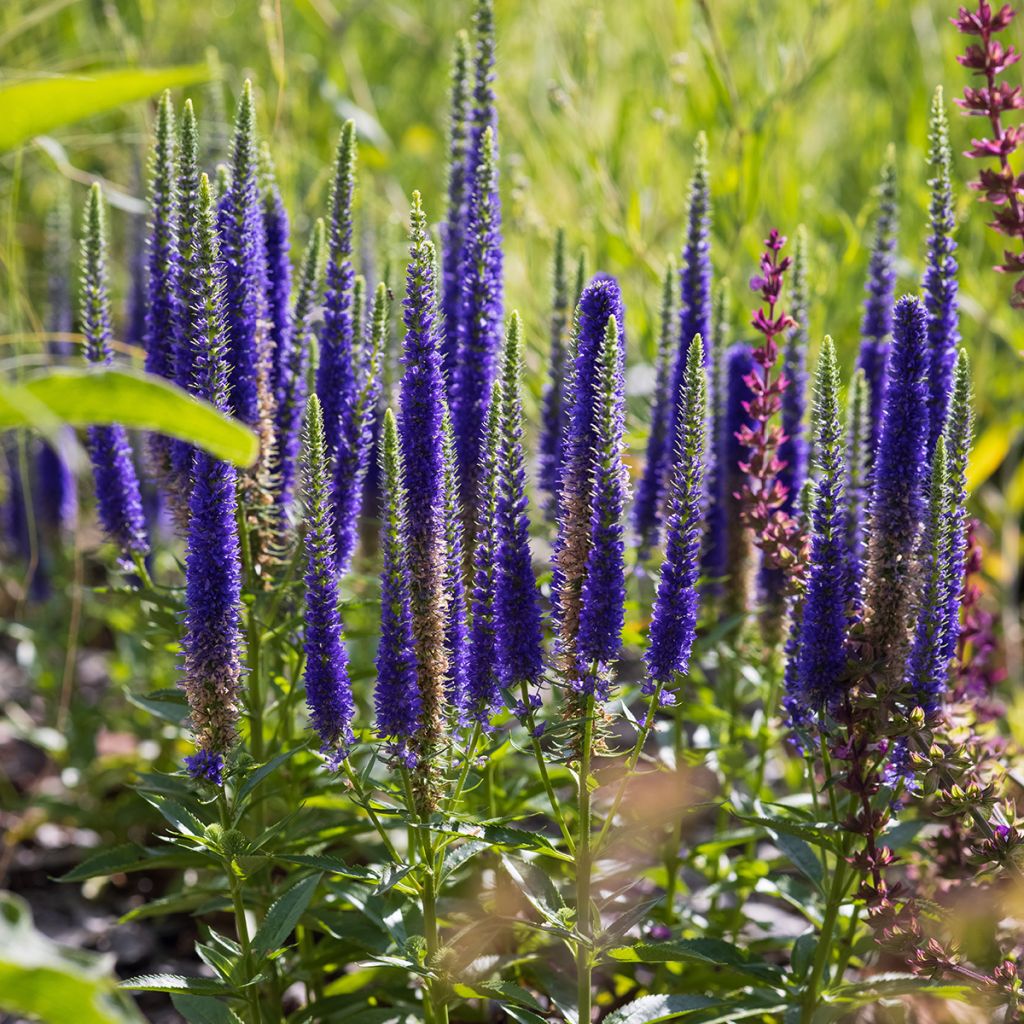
[57,843,149,883]
[119,974,231,996]
[236,748,303,804]
[0,369,257,467]
[0,893,142,1024]
[605,939,783,984]
[732,811,841,852]
[603,995,721,1024]
[171,994,245,1024]
[773,832,824,893]
[0,66,209,152]
[277,854,377,882]
[252,874,321,957]
[831,972,974,1005]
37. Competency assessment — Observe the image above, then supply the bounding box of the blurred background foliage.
[0,0,1021,680]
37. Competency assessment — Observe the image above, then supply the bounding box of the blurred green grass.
[1,0,1021,667]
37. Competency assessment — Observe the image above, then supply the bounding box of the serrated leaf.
[236,748,302,804]
[603,995,720,1024]
[605,939,783,984]
[119,974,231,996]
[252,874,321,957]
[277,854,377,882]
[773,832,824,893]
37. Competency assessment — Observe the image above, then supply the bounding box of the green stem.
[576,694,595,1024]
[752,653,782,799]
[801,838,849,1023]
[342,757,403,865]
[219,794,263,1024]
[594,678,665,852]
[520,680,575,853]
[445,722,482,815]
[662,710,685,925]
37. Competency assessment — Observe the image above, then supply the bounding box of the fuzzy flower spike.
[645,333,707,697]
[181,174,245,784]
[302,395,355,765]
[79,184,149,564]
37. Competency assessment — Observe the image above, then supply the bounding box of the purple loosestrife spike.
[441,412,469,718]
[466,385,502,725]
[375,408,421,764]
[261,145,293,433]
[923,87,961,457]
[80,184,149,563]
[845,367,870,599]
[787,338,851,715]
[904,437,951,713]
[332,281,387,571]
[276,219,326,512]
[182,174,243,783]
[645,334,707,694]
[38,193,77,534]
[452,124,504,502]
[862,295,931,687]
[302,395,355,765]
[552,277,625,664]
[939,351,973,665]
[441,29,472,375]
[539,228,571,518]
[218,81,270,427]
[576,314,629,692]
[669,133,713,452]
[143,92,185,483]
[398,194,451,805]
[856,149,899,455]
[721,342,755,614]
[494,312,545,692]
[317,120,358,459]
[633,258,679,558]
[701,282,730,589]
[779,225,810,512]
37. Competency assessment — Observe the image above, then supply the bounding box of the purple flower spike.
[217,81,269,427]
[862,295,931,685]
[787,339,851,715]
[181,174,244,780]
[441,413,469,719]
[923,87,960,457]
[645,334,707,693]
[80,184,149,563]
[494,313,545,692]
[856,151,899,456]
[721,342,755,613]
[375,409,421,764]
[452,124,504,502]
[302,395,355,766]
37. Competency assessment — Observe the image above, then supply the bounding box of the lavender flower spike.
[669,132,713,451]
[182,174,244,783]
[645,334,707,695]
[466,386,502,725]
[441,29,472,375]
[302,395,355,765]
[332,280,387,572]
[788,338,850,715]
[261,145,293,446]
[143,92,184,483]
[862,295,931,687]
[398,194,452,803]
[218,80,269,428]
[923,86,960,457]
[375,409,421,764]
[633,258,678,559]
[938,350,973,666]
[904,437,951,713]
[276,220,326,511]
[494,312,545,692]
[316,120,358,460]
[576,314,629,692]
[80,184,148,563]
[721,342,755,615]
[452,124,504,501]
[539,228,571,518]
[856,149,899,455]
